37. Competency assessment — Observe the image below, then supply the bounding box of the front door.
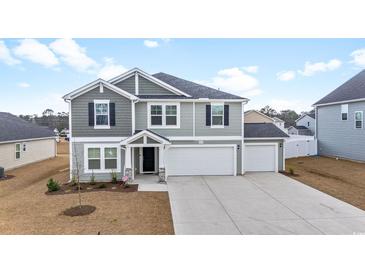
[143,147,155,172]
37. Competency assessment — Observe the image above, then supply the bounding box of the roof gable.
[295,114,315,123]
[120,129,170,145]
[244,110,275,123]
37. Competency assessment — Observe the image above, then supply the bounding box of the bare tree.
[72,142,82,208]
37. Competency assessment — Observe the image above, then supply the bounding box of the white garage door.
[166,145,236,176]
[244,144,277,172]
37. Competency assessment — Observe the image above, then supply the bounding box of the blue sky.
[1,38,365,115]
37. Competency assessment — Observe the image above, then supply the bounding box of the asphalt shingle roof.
[244,123,289,138]
[0,112,55,143]
[314,70,365,105]
[292,125,309,130]
[308,113,315,119]
[152,72,245,100]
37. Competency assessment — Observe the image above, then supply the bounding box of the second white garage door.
[166,145,236,176]
[244,143,278,172]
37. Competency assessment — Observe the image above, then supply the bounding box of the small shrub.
[90,170,96,185]
[47,178,60,192]
[111,171,118,184]
[98,184,107,189]
[289,168,295,175]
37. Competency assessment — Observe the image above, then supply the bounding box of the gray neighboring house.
[287,113,315,136]
[0,112,57,170]
[313,70,365,162]
[63,68,288,182]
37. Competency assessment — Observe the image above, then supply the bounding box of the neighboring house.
[244,110,285,131]
[313,70,365,162]
[287,125,312,135]
[63,68,288,182]
[295,113,315,135]
[0,112,57,170]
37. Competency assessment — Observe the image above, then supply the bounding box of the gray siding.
[71,142,125,182]
[244,139,284,171]
[296,116,315,135]
[115,75,135,94]
[139,76,175,95]
[317,101,365,161]
[135,102,194,136]
[71,87,132,137]
[195,102,242,136]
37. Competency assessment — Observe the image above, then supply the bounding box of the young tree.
[72,142,82,208]
[260,105,278,117]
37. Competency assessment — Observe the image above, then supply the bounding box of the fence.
[285,135,317,159]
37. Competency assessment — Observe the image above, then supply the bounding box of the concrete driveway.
[167,173,365,235]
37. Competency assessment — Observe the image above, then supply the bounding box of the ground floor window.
[84,144,120,173]
[15,143,21,159]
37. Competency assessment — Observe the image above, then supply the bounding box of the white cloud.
[97,58,127,80]
[144,40,159,48]
[17,82,30,88]
[242,66,259,73]
[0,40,20,65]
[49,39,98,72]
[13,39,59,67]
[199,67,262,97]
[277,70,296,81]
[269,99,311,113]
[350,48,365,67]
[299,59,342,76]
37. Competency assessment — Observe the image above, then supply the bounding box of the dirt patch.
[286,156,365,211]
[0,175,15,181]
[63,205,96,216]
[46,182,138,195]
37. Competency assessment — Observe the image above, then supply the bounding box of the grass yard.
[285,156,365,211]
[0,140,174,235]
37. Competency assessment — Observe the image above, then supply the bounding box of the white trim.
[138,98,248,103]
[147,102,181,129]
[354,110,363,129]
[168,144,237,176]
[0,136,56,145]
[244,142,279,173]
[193,102,196,137]
[135,72,139,95]
[139,146,158,174]
[121,130,170,145]
[83,143,121,174]
[99,82,104,93]
[167,136,242,141]
[63,79,138,101]
[131,100,135,134]
[341,104,349,121]
[241,102,245,175]
[15,143,21,160]
[72,137,127,142]
[295,114,315,123]
[68,100,73,181]
[244,137,288,140]
[282,141,286,171]
[313,97,365,107]
[94,99,110,129]
[210,102,224,128]
[109,68,192,97]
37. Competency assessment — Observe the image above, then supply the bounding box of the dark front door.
[143,147,155,172]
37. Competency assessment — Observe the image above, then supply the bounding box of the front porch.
[121,130,171,182]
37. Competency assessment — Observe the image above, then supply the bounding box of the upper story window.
[341,104,348,121]
[148,103,180,128]
[94,100,110,129]
[355,111,363,129]
[211,103,224,127]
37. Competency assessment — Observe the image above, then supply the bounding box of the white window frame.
[15,143,21,160]
[94,99,110,129]
[147,102,180,129]
[354,111,363,129]
[84,144,121,173]
[341,104,348,121]
[211,103,224,128]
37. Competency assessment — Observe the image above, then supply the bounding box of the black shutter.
[224,105,229,126]
[110,103,115,126]
[206,105,211,126]
[88,103,94,126]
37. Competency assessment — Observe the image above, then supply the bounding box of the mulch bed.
[0,175,15,181]
[46,181,138,195]
[63,205,96,217]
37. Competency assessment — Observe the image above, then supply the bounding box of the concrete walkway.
[167,173,365,235]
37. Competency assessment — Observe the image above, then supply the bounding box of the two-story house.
[244,110,286,131]
[287,113,315,136]
[63,68,288,182]
[313,70,365,162]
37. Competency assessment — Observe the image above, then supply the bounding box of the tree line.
[259,105,314,127]
[19,109,69,132]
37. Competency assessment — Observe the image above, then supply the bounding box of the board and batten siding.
[317,101,365,161]
[0,138,56,171]
[71,87,132,137]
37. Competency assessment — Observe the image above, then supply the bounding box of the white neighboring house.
[0,112,57,171]
[288,113,315,136]
[244,110,286,131]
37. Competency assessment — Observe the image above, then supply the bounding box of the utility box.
[0,167,4,178]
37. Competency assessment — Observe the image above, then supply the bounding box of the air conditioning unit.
[0,167,4,179]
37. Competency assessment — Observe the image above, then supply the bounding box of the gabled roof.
[272,117,284,122]
[295,113,316,122]
[244,123,289,138]
[109,68,192,97]
[289,125,309,130]
[63,79,139,101]
[120,129,171,145]
[244,110,276,122]
[153,72,246,100]
[314,70,365,106]
[0,112,55,143]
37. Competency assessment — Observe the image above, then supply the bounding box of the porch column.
[158,145,166,183]
[124,145,133,180]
